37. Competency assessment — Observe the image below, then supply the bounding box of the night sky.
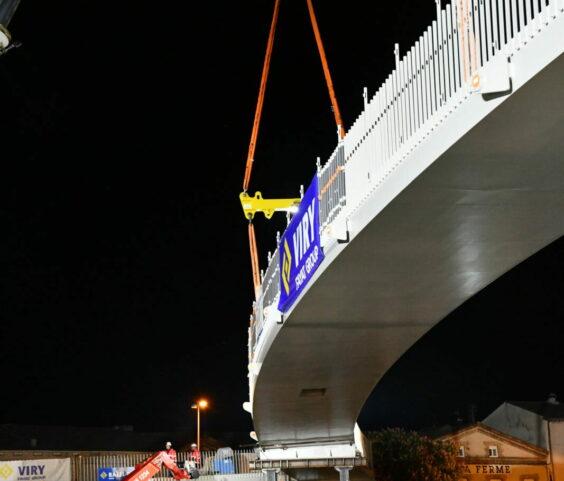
[2,1,563,440]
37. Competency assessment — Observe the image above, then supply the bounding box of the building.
[483,395,564,481]
[440,423,550,481]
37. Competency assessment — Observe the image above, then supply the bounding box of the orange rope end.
[248,223,261,299]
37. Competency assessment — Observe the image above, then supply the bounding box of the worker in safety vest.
[165,441,177,462]
[189,443,201,465]
[164,441,177,477]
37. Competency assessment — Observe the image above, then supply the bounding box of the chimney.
[547,393,559,405]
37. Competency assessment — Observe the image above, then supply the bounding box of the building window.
[488,445,499,457]
[458,446,465,457]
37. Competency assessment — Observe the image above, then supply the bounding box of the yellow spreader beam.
[240,191,300,220]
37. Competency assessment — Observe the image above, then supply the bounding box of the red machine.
[121,450,197,481]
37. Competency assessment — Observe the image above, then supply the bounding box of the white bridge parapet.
[258,444,357,462]
[256,425,369,463]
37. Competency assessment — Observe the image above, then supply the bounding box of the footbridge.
[245,1,564,478]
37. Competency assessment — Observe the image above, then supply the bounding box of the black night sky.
[2,1,563,440]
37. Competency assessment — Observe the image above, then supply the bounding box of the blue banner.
[98,467,134,481]
[278,175,324,312]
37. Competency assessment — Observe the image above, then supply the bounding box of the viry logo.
[281,239,292,295]
[0,464,13,479]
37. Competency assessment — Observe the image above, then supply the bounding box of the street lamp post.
[191,399,208,450]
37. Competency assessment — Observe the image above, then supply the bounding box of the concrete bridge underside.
[252,51,564,447]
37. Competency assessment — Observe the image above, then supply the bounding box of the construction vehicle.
[121,450,199,481]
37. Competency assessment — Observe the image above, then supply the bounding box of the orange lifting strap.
[243,0,345,298]
[243,0,282,193]
[248,223,261,298]
[305,0,345,139]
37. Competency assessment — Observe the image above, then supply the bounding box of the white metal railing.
[0,449,263,481]
[343,0,560,201]
[249,247,280,357]
[249,0,563,361]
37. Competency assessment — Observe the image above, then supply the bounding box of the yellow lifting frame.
[239,191,300,220]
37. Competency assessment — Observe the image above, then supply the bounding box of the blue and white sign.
[0,458,70,481]
[98,467,134,481]
[278,175,324,312]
